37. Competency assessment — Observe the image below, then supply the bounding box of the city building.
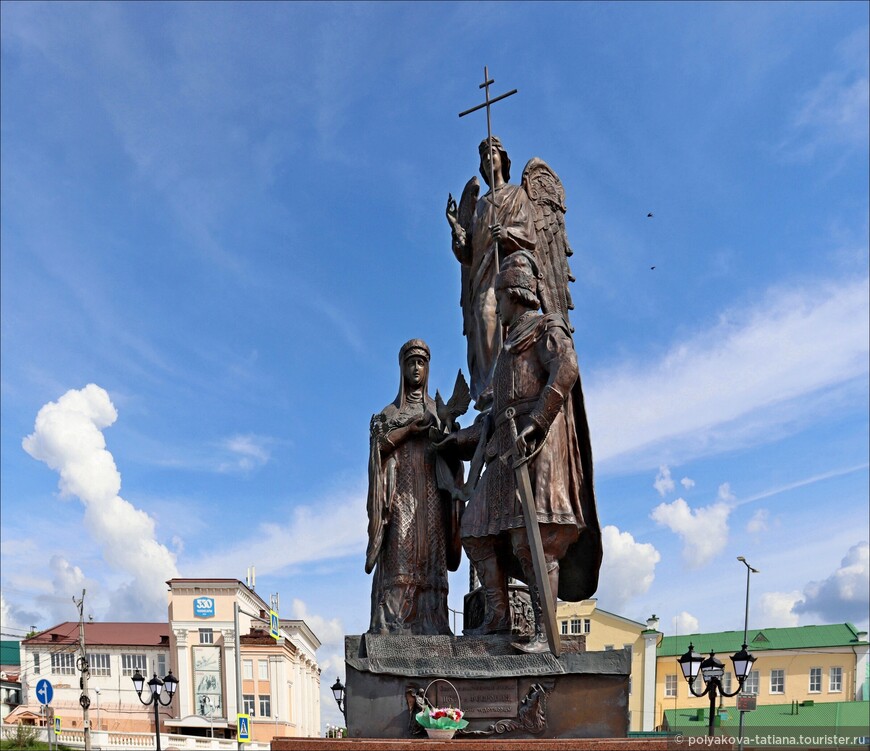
[655,623,870,731]
[166,577,321,743]
[5,577,321,746]
[0,641,22,723]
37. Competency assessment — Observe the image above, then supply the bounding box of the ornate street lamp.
[131,669,178,751]
[678,642,756,736]
[330,677,347,723]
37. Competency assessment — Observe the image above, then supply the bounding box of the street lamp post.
[330,677,347,724]
[736,556,759,750]
[678,643,756,737]
[131,669,178,751]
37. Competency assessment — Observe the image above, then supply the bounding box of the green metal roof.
[658,623,867,657]
[664,700,870,733]
[0,640,21,666]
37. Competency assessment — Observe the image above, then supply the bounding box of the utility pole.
[73,590,92,751]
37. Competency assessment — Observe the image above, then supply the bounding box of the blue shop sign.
[194,597,215,618]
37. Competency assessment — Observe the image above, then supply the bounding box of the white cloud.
[218,433,272,473]
[651,487,733,567]
[758,591,802,628]
[597,525,660,613]
[780,28,869,161]
[746,509,769,534]
[793,541,869,626]
[680,477,695,490]
[187,486,368,578]
[673,611,700,636]
[653,465,675,497]
[291,598,344,646]
[22,385,179,619]
[588,276,869,468]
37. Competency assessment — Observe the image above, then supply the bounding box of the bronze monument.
[350,69,622,741]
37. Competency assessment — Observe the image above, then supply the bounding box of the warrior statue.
[446,136,576,406]
[365,339,468,635]
[437,254,601,652]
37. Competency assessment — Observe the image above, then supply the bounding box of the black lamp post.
[678,642,756,736]
[330,677,347,724]
[131,669,178,751]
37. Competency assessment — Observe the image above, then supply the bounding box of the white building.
[7,578,321,745]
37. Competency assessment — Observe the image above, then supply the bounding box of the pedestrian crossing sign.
[270,609,280,640]
[54,717,61,733]
[237,713,251,743]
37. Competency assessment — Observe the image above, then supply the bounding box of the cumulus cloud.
[651,485,734,567]
[680,477,695,490]
[758,591,802,628]
[654,466,675,497]
[22,385,179,619]
[597,525,661,613]
[747,509,770,534]
[292,598,344,646]
[588,276,869,468]
[793,542,869,625]
[673,611,700,636]
[0,592,39,635]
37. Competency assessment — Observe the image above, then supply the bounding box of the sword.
[505,406,561,656]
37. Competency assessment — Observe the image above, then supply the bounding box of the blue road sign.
[35,679,53,705]
[269,610,280,640]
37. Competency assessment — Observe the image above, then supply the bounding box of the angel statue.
[365,339,470,635]
[446,136,576,406]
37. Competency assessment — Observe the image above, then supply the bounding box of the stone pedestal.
[344,634,630,739]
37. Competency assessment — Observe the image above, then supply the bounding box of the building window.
[156,654,167,678]
[199,628,214,644]
[51,653,75,675]
[770,669,785,694]
[722,672,732,694]
[243,660,253,679]
[829,667,843,693]
[122,654,148,677]
[583,618,591,634]
[809,667,822,693]
[665,675,677,698]
[744,670,759,694]
[259,695,271,717]
[258,660,269,680]
[243,695,256,716]
[560,621,568,635]
[33,653,41,675]
[570,618,581,634]
[87,654,111,677]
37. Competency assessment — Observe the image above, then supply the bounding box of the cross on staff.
[458,66,518,207]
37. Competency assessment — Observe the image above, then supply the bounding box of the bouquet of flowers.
[415,706,468,731]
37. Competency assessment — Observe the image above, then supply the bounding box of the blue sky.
[1,1,867,730]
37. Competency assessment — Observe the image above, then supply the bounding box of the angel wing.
[456,177,480,336]
[521,158,575,329]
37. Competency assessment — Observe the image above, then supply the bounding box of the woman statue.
[365,339,463,635]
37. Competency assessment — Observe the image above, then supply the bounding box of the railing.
[0,725,273,749]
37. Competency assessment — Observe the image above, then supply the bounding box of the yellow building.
[556,599,661,732]
[654,624,869,731]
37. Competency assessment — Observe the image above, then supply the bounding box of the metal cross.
[458,66,518,207]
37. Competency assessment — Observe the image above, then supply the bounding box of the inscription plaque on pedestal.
[436,679,518,718]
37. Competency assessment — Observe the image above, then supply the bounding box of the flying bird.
[650,266,656,270]
[647,212,654,218]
